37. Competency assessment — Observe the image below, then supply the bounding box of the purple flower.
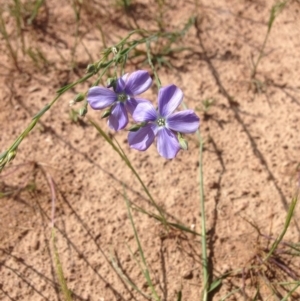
[128,84,200,159]
[87,70,152,131]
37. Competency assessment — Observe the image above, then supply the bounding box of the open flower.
[87,70,152,131]
[128,84,200,159]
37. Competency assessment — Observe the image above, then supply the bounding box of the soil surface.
[1,1,300,300]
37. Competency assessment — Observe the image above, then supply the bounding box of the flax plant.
[1,17,208,301]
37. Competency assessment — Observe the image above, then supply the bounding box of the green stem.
[251,29,270,79]
[197,130,208,301]
[251,1,288,79]
[125,196,160,301]
[52,228,73,301]
[146,40,161,89]
[264,195,298,262]
[89,119,167,226]
[0,11,20,71]
[0,72,94,172]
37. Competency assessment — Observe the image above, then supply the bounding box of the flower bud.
[7,149,17,163]
[74,93,85,102]
[86,64,96,73]
[111,46,118,55]
[128,122,145,132]
[69,93,85,106]
[107,78,117,89]
[178,134,188,151]
[101,109,111,118]
[96,61,105,70]
[78,106,88,117]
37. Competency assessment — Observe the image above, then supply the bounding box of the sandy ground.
[1,0,300,300]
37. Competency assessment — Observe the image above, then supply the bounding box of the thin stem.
[197,130,208,301]
[251,29,270,79]
[89,119,168,226]
[27,0,46,25]
[0,10,20,71]
[281,283,300,301]
[115,139,167,224]
[264,195,298,262]
[251,1,288,79]
[70,0,82,70]
[125,195,160,301]
[51,229,73,301]
[146,40,162,89]
[0,72,95,173]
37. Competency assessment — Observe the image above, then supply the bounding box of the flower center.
[156,117,166,127]
[117,93,128,102]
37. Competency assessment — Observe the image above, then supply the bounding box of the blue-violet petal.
[125,70,152,95]
[167,110,200,133]
[108,103,128,131]
[115,73,128,93]
[157,127,181,159]
[158,84,183,117]
[128,124,156,151]
[126,97,150,115]
[132,101,157,123]
[87,86,116,110]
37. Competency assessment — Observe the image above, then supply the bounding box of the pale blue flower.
[87,70,152,131]
[128,84,200,159]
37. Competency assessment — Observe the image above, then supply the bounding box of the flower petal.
[128,124,157,151]
[158,84,183,117]
[167,110,200,133]
[115,73,128,93]
[125,70,152,95]
[87,86,116,110]
[132,101,157,122]
[157,128,180,159]
[108,103,128,131]
[125,97,150,115]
